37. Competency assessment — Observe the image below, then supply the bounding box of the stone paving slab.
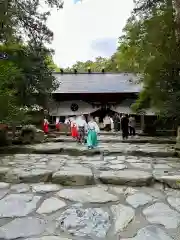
[52,166,94,186]
[0,182,179,239]
[99,170,153,186]
[0,154,180,189]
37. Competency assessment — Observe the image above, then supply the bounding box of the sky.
[47,0,134,67]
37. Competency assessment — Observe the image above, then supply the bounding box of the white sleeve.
[94,122,100,133]
[84,121,88,132]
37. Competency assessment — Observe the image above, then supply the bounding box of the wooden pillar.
[140,114,145,133]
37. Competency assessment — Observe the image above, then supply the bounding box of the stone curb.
[0,167,180,189]
[32,149,175,158]
[54,131,175,137]
[98,170,153,187]
[0,145,176,158]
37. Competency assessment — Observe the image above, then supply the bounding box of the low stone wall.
[59,123,70,133]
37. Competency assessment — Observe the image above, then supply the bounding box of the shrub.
[20,125,37,144]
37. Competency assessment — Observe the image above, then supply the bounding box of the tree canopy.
[120,0,180,122]
[64,57,112,72]
[0,0,62,123]
[0,0,63,44]
[65,0,180,123]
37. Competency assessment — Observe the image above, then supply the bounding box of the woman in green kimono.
[87,117,100,149]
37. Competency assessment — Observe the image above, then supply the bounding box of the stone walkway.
[0,182,179,239]
[0,154,180,189]
[0,136,180,239]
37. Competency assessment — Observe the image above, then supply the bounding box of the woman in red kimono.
[70,117,78,139]
[43,118,49,134]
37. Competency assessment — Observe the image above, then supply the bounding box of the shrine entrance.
[91,107,116,122]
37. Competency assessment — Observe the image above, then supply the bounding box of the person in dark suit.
[113,113,120,132]
[121,114,129,139]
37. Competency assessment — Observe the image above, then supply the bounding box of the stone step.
[0,153,180,189]
[0,182,178,239]
[51,131,128,136]
[1,168,180,189]
[0,142,175,158]
[51,130,176,137]
[45,136,176,144]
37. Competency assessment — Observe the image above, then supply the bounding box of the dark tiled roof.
[53,73,141,94]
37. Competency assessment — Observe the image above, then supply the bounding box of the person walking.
[103,115,111,131]
[64,116,70,125]
[55,117,60,131]
[95,116,99,124]
[43,118,49,134]
[113,113,120,132]
[121,114,129,140]
[110,116,114,131]
[64,116,70,135]
[129,115,136,136]
[87,116,100,149]
[76,115,87,144]
[70,116,78,140]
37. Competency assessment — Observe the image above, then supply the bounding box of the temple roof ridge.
[53,71,137,75]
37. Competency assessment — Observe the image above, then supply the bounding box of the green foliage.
[0,0,63,43]
[68,0,180,123]
[0,59,26,124]
[46,55,60,72]
[0,43,59,120]
[111,0,180,122]
[64,57,117,72]
[0,0,62,125]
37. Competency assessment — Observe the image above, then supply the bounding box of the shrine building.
[49,70,155,130]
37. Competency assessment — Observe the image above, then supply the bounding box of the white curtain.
[111,105,132,114]
[110,99,134,114]
[111,105,155,115]
[49,100,100,116]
